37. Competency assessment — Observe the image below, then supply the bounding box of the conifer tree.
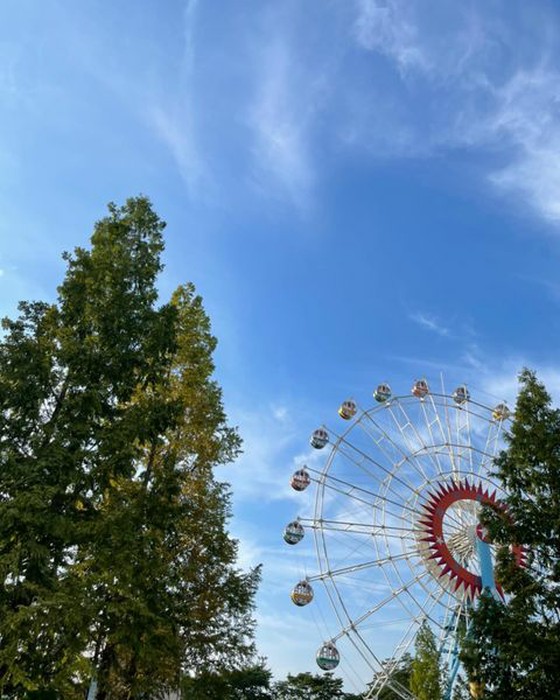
[0,197,259,699]
[461,369,560,698]
[409,621,443,700]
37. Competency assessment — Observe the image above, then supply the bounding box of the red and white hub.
[415,479,525,600]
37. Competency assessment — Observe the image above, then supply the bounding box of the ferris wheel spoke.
[420,396,451,476]
[473,416,504,480]
[438,376,461,473]
[314,466,399,503]
[356,414,431,486]
[309,551,415,582]
[302,518,416,538]
[330,569,433,642]
[405,567,457,624]
[316,467,425,524]
[335,436,414,496]
[367,578,453,693]
[328,431,420,497]
[317,458,426,534]
[456,401,474,479]
[386,401,442,480]
[435,390,465,481]
[316,481,408,527]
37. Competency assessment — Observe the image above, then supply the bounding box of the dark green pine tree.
[461,368,560,698]
[0,197,260,699]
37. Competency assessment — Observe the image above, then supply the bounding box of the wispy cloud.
[148,103,206,196]
[145,0,208,197]
[221,401,317,504]
[248,36,317,211]
[478,360,560,406]
[409,311,449,337]
[350,0,560,224]
[393,343,560,408]
[355,0,432,75]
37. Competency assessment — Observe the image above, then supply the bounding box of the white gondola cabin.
[310,428,329,449]
[283,520,304,545]
[374,383,392,402]
[412,379,429,398]
[316,641,340,671]
[338,399,357,420]
[291,468,311,492]
[291,580,314,606]
[452,385,470,405]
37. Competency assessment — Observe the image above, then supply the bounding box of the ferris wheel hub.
[415,479,524,599]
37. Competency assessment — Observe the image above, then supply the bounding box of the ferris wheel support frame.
[477,538,499,600]
[441,537,498,700]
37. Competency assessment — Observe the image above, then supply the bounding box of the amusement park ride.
[283,379,524,700]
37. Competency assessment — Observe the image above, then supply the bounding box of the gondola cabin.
[338,399,357,420]
[310,428,329,449]
[291,468,311,492]
[452,386,470,405]
[283,520,304,545]
[374,383,392,402]
[291,580,314,606]
[412,379,429,398]
[316,641,340,671]
[492,403,510,421]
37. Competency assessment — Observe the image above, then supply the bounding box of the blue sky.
[3,0,560,692]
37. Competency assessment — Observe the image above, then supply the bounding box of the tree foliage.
[365,654,412,700]
[0,197,259,698]
[461,369,560,698]
[409,622,442,700]
[273,671,361,700]
[180,661,273,699]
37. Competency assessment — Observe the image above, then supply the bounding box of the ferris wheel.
[283,378,522,700]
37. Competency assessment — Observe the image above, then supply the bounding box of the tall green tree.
[0,197,259,699]
[409,622,443,700]
[461,369,560,698]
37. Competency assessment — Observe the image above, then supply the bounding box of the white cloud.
[355,0,432,75]
[248,37,317,211]
[353,0,489,81]
[350,0,560,224]
[221,401,313,504]
[394,342,560,408]
[148,103,206,197]
[463,66,560,223]
[409,311,449,337]
[145,0,209,198]
[478,360,560,407]
[272,405,289,422]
